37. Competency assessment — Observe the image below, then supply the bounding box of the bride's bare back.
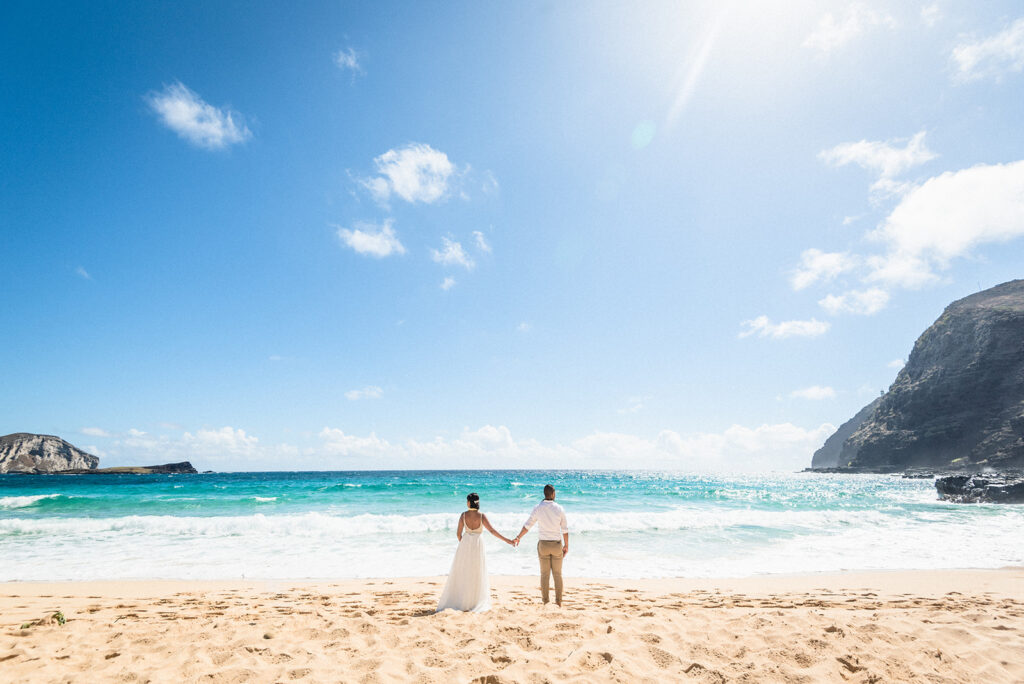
[457,509,509,542]
[463,510,482,529]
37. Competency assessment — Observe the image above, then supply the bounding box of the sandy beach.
[3,569,1023,683]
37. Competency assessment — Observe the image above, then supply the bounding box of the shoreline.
[4,568,1023,682]
[3,565,1024,592]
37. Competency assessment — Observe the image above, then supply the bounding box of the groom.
[513,484,569,606]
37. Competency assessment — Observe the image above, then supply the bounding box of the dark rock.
[813,280,1024,472]
[936,473,1024,503]
[0,433,99,473]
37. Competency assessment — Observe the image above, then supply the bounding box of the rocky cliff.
[816,280,1024,472]
[811,397,883,469]
[0,433,99,473]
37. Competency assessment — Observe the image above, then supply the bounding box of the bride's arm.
[481,514,513,545]
[457,512,464,541]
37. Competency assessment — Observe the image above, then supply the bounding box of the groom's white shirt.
[523,500,568,541]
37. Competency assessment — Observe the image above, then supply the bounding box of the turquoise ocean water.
[1,471,1021,581]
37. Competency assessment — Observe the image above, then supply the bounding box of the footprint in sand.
[576,651,614,671]
[647,646,679,669]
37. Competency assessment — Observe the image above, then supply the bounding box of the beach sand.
[3,569,1023,683]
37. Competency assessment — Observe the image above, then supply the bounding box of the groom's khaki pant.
[537,540,564,605]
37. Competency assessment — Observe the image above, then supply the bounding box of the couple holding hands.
[436,484,569,613]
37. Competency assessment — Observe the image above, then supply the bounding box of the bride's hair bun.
[467,493,480,509]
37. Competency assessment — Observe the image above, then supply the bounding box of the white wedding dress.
[436,516,490,612]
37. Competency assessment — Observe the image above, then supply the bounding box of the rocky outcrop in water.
[936,473,1024,503]
[121,461,197,474]
[813,280,1024,472]
[0,433,99,473]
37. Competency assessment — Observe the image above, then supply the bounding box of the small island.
[0,433,197,474]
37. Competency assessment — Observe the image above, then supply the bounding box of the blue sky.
[3,1,1024,470]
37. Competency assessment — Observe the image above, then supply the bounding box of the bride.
[436,493,514,612]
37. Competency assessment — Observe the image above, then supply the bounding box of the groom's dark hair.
[543,484,555,499]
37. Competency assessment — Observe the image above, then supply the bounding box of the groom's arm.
[561,511,569,555]
[513,505,540,546]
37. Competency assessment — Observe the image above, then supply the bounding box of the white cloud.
[146,82,251,150]
[952,18,1024,82]
[430,236,474,269]
[334,47,363,75]
[920,4,942,28]
[473,230,491,253]
[818,287,890,315]
[819,131,936,198]
[440,276,457,291]
[571,423,835,472]
[81,427,111,437]
[183,426,259,454]
[862,252,936,289]
[364,143,455,204]
[517,322,531,332]
[336,219,405,258]
[790,248,859,290]
[319,427,390,457]
[75,266,92,280]
[345,386,383,401]
[459,425,516,451]
[789,385,837,400]
[82,424,306,471]
[865,159,1024,288]
[739,316,830,339]
[315,422,835,471]
[481,171,499,194]
[888,358,906,369]
[81,420,839,472]
[803,4,896,54]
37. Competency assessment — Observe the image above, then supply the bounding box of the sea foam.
[0,493,62,509]
[2,471,1023,581]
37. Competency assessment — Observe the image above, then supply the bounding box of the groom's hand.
[562,545,569,556]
